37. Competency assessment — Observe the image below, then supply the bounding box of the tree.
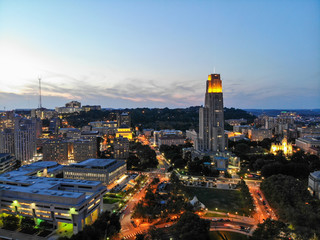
[252,219,291,240]
[172,212,210,240]
[2,214,19,231]
[151,177,160,185]
[135,233,146,240]
[20,216,36,233]
[235,143,250,155]
[261,174,320,238]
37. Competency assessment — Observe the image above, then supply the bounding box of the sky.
[0,0,319,110]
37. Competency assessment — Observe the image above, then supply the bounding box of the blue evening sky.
[0,0,319,109]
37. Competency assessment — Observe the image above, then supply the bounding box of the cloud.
[1,70,319,109]
[1,71,205,109]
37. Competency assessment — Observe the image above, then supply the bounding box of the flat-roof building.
[296,136,320,156]
[114,137,129,160]
[63,158,126,184]
[0,161,107,234]
[308,171,320,199]
[0,153,16,174]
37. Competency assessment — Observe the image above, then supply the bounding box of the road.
[122,135,278,238]
[246,180,277,223]
[118,176,153,240]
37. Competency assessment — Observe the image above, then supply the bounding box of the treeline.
[260,174,320,239]
[127,142,158,170]
[136,212,211,240]
[238,180,254,214]
[64,107,255,131]
[65,110,111,128]
[159,143,192,168]
[131,107,199,131]
[59,211,121,240]
[231,139,320,179]
[131,107,255,131]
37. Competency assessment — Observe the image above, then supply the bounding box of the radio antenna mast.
[39,78,42,108]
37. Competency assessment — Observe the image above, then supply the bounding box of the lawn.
[184,187,248,215]
[103,192,123,204]
[210,231,249,240]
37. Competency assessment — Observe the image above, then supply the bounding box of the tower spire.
[39,77,42,109]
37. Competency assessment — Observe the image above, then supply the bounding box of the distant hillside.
[64,106,255,131]
[130,107,255,131]
[245,109,320,117]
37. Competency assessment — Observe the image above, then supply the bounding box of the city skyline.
[0,0,319,110]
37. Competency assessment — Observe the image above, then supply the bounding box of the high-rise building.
[43,138,97,164]
[113,137,129,159]
[14,118,38,163]
[0,114,39,164]
[117,112,131,127]
[65,100,81,108]
[197,74,226,152]
[0,128,15,154]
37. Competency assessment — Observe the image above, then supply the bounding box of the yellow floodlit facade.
[207,74,222,93]
[270,138,293,156]
[116,127,133,140]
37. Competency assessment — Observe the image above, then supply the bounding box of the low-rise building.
[0,153,16,174]
[0,161,107,234]
[115,125,133,140]
[248,128,272,141]
[63,158,126,184]
[308,171,320,199]
[295,136,320,156]
[158,135,185,146]
[225,118,247,126]
[114,137,129,159]
[82,105,101,112]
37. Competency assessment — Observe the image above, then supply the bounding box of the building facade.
[43,138,97,164]
[248,128,272,141]
[308,171,320,199]
[0,161,107,234]
[63,158,127,184]
[158,135,185,146]
[114,137,129,159]
[197,74,226,152]
[0,153,16,174]
[296,136,320,156]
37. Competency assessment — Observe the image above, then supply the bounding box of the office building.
[0,161,107,234]
[82,105,101,112]
[308,171,320,199]
[55,107,82,114]
[0,116,39,164]
[0,128,15,154]
[43,138,97,164]
[158,135,185,147]
[117,112,131,127]
[43,139,68,164]
[116,125,133,140]
[296,136,320,156]
[114,137,129,159]
[197,73,226,152]
[153,129,183,146]
[0,153,16,174]
[248,128,272,141]
[59,128,81,139]
[63,158,127,184]
[65,101,81,108]
[14,118,38,163]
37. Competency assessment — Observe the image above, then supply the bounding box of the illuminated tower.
[197,73,225,152]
